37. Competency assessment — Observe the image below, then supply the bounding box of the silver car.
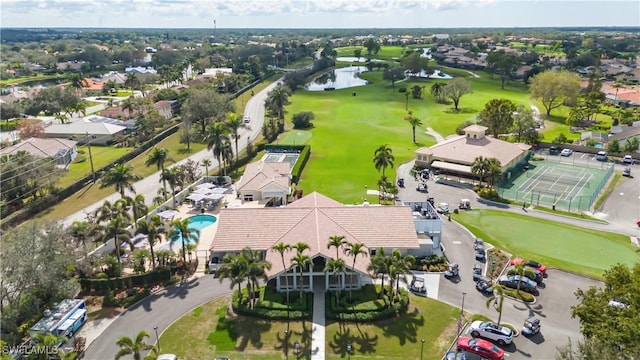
[469,321,514,345]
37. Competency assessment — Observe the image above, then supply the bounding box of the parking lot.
[396,158,607,359]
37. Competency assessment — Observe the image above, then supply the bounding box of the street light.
[346,341,352,360]
[456,292,467,356]
[294,340,300,359]
[420,339,425,360]
[153,326,160,352]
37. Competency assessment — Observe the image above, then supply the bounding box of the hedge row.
[80,268,171,295]
[327,296,409,322]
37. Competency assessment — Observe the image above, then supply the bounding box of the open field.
[452,209,636,279]
[159,295,459,360]
[57,145,132,188]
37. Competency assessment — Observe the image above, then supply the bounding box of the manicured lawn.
[452,209,637,279]
[0,74,63,86]
[57,145,132,188]
[279,130,312,145]
[159,294,459,359]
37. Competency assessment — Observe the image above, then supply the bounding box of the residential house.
[154,100,178,120]
[236,161,291,205]
[608,127,640,151]
[0,137,78,166]
[579,131,609,146]
[44,120,126,145]
[125,67,157,75]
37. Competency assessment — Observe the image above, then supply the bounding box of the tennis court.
[262,151,300,171]
[498,161,614,212]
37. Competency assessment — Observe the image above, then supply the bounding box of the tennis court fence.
[498,163,614,212]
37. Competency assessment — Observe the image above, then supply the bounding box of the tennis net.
[530,173,591,186]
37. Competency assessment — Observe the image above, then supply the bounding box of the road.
[63,80,281,227]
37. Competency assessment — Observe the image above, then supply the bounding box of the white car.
[623,155,633,164]
[243,115,251,123]
[469,321,514,345]
[436,202,449,214]
[560,148,573,157]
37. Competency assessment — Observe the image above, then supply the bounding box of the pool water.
[170,214,217,244]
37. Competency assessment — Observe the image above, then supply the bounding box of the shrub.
[398,87,407,93]
[291,111,315,129]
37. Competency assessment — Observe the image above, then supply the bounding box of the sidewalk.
[310,281,326,360]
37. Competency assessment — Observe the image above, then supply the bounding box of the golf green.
[279,130,312,145]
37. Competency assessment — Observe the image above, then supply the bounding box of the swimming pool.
[170,214,217,244]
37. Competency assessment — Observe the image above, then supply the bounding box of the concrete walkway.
[425,127,446,143]
[310,281,326,360]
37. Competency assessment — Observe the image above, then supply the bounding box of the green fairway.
[279,130,312,145]
[452,209,636,279]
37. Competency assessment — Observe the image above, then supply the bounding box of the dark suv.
[549,146,560,155]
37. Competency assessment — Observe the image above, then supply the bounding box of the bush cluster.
[325,285,409,322]
[80,268,171,295]
[231,287,312,320]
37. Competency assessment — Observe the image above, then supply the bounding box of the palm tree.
[31,333,66,360]
[373,144,395,177]
[121,97,136,120]
[324,258,347,307]
[470,156,490,186]
[217,253,248,304]
[124,72,141,95]
[70,220,98,245]
[160,167,182,208]
[205,122,231,175]
[103,215,132,276]
[485,158,503,189]
[221,139,234,176]
[168,218,199,265]
[266,84,291,120]
[201,158,212,177]
[94,199,131,224]
[157,65,173,87]
[290,243,311,302]
[132,249,150,273]
[344,242,367,301]
[405,115,423,143]
[271,242,292,304]
[125,194,148,225]
[390,249,415,300]
[431,82,445,103]
[68,72,89,96]
[367,247,388,299]
[486,284,506,326]
[327,235,346,260]
[100,163,141,198]
[135,214,165,271]
[225,113,249,166]
[241,247,272,307]
[115,330,152,360]
[145,147,174,199]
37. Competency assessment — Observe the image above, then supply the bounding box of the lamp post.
[420,339,425,360]
[456,292,467,356]
[346,341,352,360]
[284,330,289,359]
[294,340,300,359]
[153,326,160,352]
[85,131,96,183]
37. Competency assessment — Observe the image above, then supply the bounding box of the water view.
[336,57,384,63]
[305,66,369,91]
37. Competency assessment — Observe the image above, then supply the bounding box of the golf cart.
[436,202,450,214]
[459,199,471,210]
[397,178,405,187]
[522,316,541,337]
[410,276,427,295]
[416,182,428,192]
[444,263,459,279]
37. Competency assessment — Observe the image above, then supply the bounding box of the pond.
[305,66,369,91]
[411,70,453,79]
[336,57,384,63]
[1,77,66,93]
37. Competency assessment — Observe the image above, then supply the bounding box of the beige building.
[236,161,291,204]
[415,125,531,176]
[209,192,427,292]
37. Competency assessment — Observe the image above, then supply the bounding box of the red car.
[510,258,547,276]
[457,336,504,360]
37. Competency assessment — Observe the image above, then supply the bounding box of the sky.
[1,0,639,29]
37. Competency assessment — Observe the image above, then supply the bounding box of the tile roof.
[45,121,126,136]
[415,135,531,166]
[211,192,419,277]
[0,137,76,158]
[236,161,291,192]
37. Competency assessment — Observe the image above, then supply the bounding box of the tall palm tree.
[135,214,165,271]
[205,122,231,175]
[221,139,234,176]
[157,65,173,87]
[367,247,388,299]
[68,72,89,96]
[100,163,141,198]
[121,97,136,120]
[324,258,347,307]
[168,218,199,265]
[290,252,311,302]
[271,242,292,304]
[344,242,368,301]
[145,147,174,198]
[115,330,152,360]
[124,72,141,95]
[266,84,291,120]
[30,333,66,360]
[103,215,132,276]
[241,247,272,307]
[225,112,249,166]
[373,144,395,177]
[486,284,506,326]
[431,82,445,103]
[70,220,98,245]
[201,158,212,177]
[160,167,182,208]
[327,235,346,260]
[217,253,248,304]
[470,156,490,186]
[94,199,131,225]
[405,115,423,143]
[390,249,415,300]
[125,194,148,225]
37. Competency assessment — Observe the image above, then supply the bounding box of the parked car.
[410,276,427,295]
[506,266,543,284]
[473,263,483,275]
[416,182,428,192]
[510,258,547,276]
[469,321,514,345]
[560,148,573,157]
[596,151,608,161]
[444,351,467,360]
[475,249,486,261]
[476,279,494,294]
[549,146,560,155]
[498,275,539,295]
[623,155,633,164]
[623,168,631,177]
[243,115,251,123]
[474,238,484,251]
[457,337,504,360]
